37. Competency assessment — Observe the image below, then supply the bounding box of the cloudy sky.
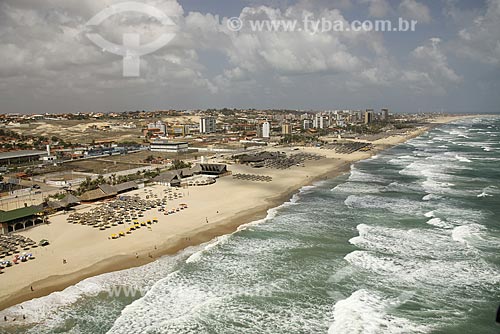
[0,0,499,114]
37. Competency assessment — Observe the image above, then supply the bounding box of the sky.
[0,0,499,114]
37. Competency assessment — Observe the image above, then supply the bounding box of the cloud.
[217,4,391,90]
[398,0,431,23]
[0,0,492,113]
[0,0,216,96]
[453,0,500,65]
[403,37,461,94]
[360,0,393,18]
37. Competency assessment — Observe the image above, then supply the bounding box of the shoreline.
[0,116,471,311]
[0,161,352,312]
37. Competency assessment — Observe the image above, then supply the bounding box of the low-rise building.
[78,181,139,202]
[0,150,48,165]
[171,125,190,137]
[0,205,45,234]
[152,172,181,187]
[150,140,189,153]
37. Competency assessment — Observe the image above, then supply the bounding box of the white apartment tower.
[262,121,270,138]
[313,114,328,129]
[303,119,313,130]
[199,116,216,134]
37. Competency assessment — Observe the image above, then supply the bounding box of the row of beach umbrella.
[233,174,272,182]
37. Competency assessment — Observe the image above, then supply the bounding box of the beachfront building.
[195,164,228,176]
[0,205,45,234]
[47,194,80,212]
[152,172,182,187]
[79,182,139,203]
[199,117,216,134]
[150,140,189,153]
[79,188,115,203]
[113,181,139,194]
[152,164,229,187]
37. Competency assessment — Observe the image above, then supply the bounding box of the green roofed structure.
[0,205,45,234]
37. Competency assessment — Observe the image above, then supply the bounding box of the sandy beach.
[0,116,471,311]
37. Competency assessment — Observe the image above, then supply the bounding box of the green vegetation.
[48,192,66,200]
[168,160,191,170]
[280,134,324,145]
[118,141,141,147]
[76,175,106,195]
[144,155,155,163]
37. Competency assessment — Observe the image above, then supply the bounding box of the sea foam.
[329,289,430,334]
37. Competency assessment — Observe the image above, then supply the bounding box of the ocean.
[1,116,499,334]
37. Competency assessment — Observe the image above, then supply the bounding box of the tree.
[168,160,191,170]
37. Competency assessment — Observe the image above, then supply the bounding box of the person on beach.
[30,286,34,292]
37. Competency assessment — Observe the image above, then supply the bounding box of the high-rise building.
[313,114,328,129]
[364,109,374,124]
[262,121,270,138]
[381,108,389,121]
[282,123,292,135]
[256,124,263,138]
[303,119,313,130]
[199,117,216,134]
